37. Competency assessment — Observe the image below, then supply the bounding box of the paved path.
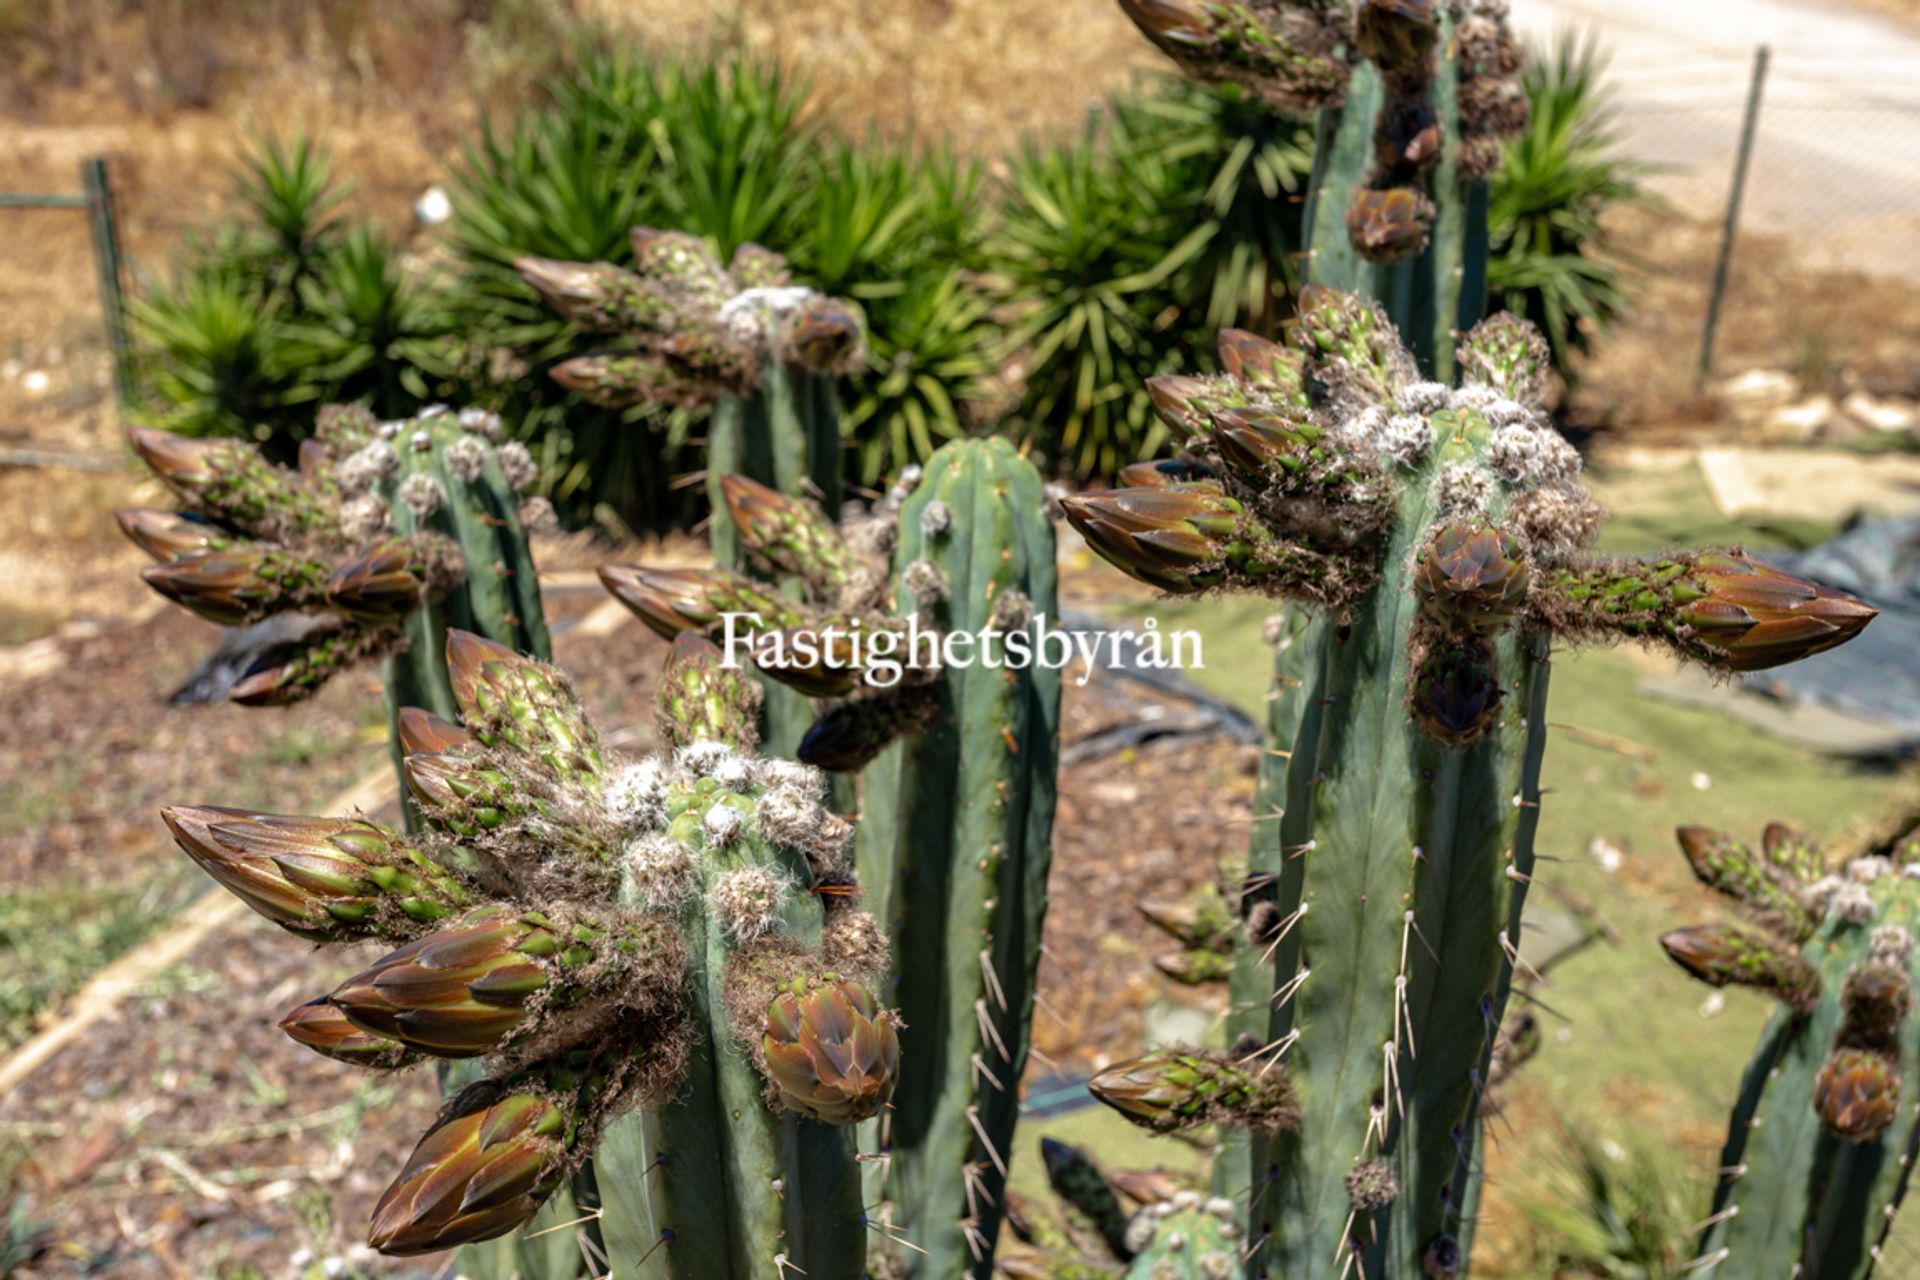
[1507,0,1920,279]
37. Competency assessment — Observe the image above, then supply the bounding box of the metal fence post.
[80,156,136,414]
[1696,44,1770,391]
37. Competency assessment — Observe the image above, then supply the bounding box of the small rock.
[414,184,452,226]
[1587,836,1624,874]
[1843,390,1919,434]
[1719,368,1799,415]
[1762,394,1835,442]
[21,369,49,395]
[1690,771,1712,791]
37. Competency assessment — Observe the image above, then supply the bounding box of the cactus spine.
[855,437,1063,1277]
[517,230,863,759]
[1666,825,1920,1277]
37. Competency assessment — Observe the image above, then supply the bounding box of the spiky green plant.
[162,632,899,1271]
[1064,291,1874,1278]
[1664,823,1920,1277]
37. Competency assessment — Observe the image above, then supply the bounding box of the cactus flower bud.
[1410,640,1504,746]
[656,632,764,751]
[1660,924,1821,1012]
[396,706,473,756]
[719,474,859,591]
[1813,1047,1902,1142]
[1347,187,1438,265]
[781,296,865,375]
[1674,826,1816,941]
[1414,523,1531,637]
[1040,1138,1134,1261]
[797,684,940,774]
[1840,962,1913,1053]
[1375,98,1443,172]
[1146,374,1244,442]
[1217,328,1309,403]
[1088,1047,1298,1135]
[1208,406,1327,484]
[1355,0,1439,70]
[1153,950,1233,985]
[1137,887,1234,951]
[328,909,594,1058]
[512,257,664,333]
[368,1071,583,1254]
[1115,459,1222,490]
[228,622,397,708]
[115,509,231,561]
[1536,554,1876,673]
[162,805,468,941]
[326,538,461,625]
[761,976,900,1125]
[1061,488,1321,594]
[445,630,602,781]
[1677,553,1878,672]
[279,998,419,1069]
[1760,821,1825,883]
[141,547,332,627]
[596,564,804,643]
[550,352,682,408]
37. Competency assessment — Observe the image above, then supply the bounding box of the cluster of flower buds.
[161,630,900,1253]
[1066,290,1875,747]
[1139,884,1237,986]
[1662,822,1920,1143]
[601,472,951,775]
[121,404,547,704]
[1089,1046,1299,1137]
[518,228,866,410]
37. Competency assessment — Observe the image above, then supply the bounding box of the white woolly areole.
[1378,413,1434,466]
[339,493,391,544]
[718,285,818,349]
[1850,856,1895,884]
[756,787,826,852]
[496,441,538,494]
[920,500,953,538]
[759,759,827,803]
[711,867,789,943]
[335,441,399,494]
[1829,880,1876,924]
[399,472,445,519]
[702,802,744,849]
[1332,405,1388,453]
[1433,462,1495,520]
[418,403,452,420]
[903,558,948,603]
[1400,381,1452,414]
[677,740,738,780]
[1873,925,1915,965]
[1489,424,1581,487]
[1451,383,1500,411]
[604,758,671,832]
[886,465,924,511]
[623,833,697,908]
[1906,863,1920,880]
[377,420,403,440]
[409,430,433,454]
[1483,397,1536,429]
[458,407,505,440]
[712,755,758,792]
[448,435,489,483]
[519,496,559,534]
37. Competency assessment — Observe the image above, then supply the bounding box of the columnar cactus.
[160,632,900,1270]
[518,232,864,758]
[1062,297,1874,1278]
[852,437,1062,1278]
[120,405,551,709]
[1666,823,1920,1277]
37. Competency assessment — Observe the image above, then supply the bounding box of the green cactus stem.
[1667,825,1920,1276]
[854,437,1062,1278]
[1067,286,1873,1280]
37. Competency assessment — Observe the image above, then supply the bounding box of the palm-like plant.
[287,227,456,414]
[989,114,1203,480]
[1518,1127,1699,1280]
[1488,33,1658,384]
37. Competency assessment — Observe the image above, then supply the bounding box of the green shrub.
[131,136,449,461]
[1489,32,1658,386]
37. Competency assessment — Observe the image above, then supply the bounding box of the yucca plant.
[989,114,1200,480]
[1488,32,1657,385]
[287,227,458,414]
[235,133,347,288]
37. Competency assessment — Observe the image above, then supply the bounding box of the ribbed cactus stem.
[1667,829,1920,1277]
[855,438,1062,1278]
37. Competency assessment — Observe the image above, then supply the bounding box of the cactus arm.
[1695,888,1920,1276]
[867,438,1061,1278]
